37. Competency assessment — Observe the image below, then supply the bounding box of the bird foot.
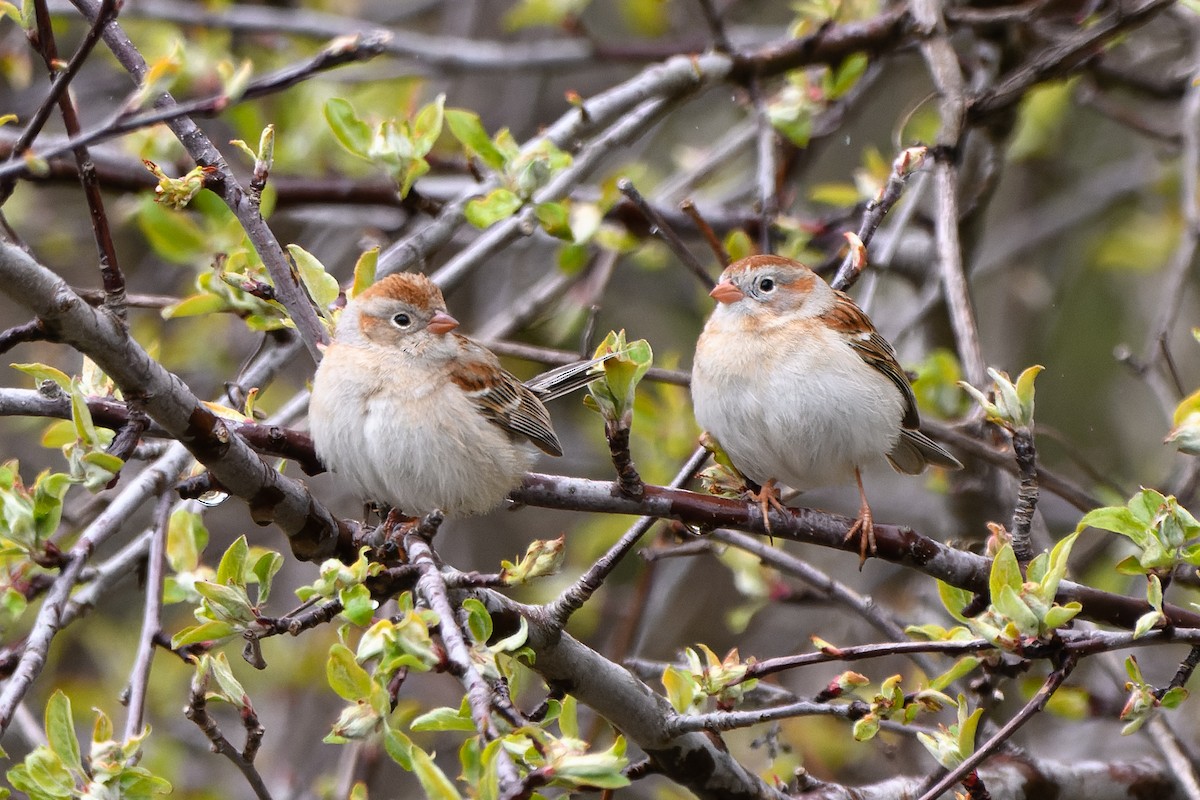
[844,506,875,570]
[746,479,788,540]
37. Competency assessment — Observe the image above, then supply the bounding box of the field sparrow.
[691,254,962,561]
[309,273,602,517]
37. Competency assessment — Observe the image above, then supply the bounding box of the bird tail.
[523,351,622,402]
[886,429,963,475]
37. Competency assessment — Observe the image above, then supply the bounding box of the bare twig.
[185,669,273,800]
[618,179,716,289]
[916,655,1079,800]
[122,487,171,743]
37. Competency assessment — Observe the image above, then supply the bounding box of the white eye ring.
[758,276,776,293]
[392,312,412,328]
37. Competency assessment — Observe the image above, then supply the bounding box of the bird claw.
[844,510,875,570]
[747,479,788,540]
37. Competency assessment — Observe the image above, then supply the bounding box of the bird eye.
[392,312,412,328]
[758,277,776,293]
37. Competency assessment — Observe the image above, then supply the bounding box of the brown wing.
[449,340,563,456]
[824,290,920,430]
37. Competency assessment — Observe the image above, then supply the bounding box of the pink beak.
[427,311,460,335]
[709,280,745,304]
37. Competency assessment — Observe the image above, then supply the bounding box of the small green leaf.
[324,98,372,158]
[461,597,492,643]
[445,108,508,171]
[411,94,446,153]
[44,691,81,775]
[171,620,236,648]
[535,201,573,240]
[288,244,340,315]
[411,744,465,800]
[928,656,983,692]
[216,535,249,589]
[327,643,373,701]
[989,544,1022,601]
[464,188,522,228]
[350,247,378,298]
[411,699,475,732]
[10,363,72,391]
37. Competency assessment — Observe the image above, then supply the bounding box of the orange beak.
[427,311,460,335]
[709,280,744,304]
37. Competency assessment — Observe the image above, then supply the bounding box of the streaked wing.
[523,351,620,402]
[450,341,562,456]
[823,291,920,430]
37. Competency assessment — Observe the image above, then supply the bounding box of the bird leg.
[843,467,875,569]
[746,478,788,538]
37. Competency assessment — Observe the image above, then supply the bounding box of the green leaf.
[461,598,492,643]
[137,197,210,264]
[411,699,475,732]
[324,98,372,158]
[411,94,445,153]
[166,508,208,574]
[44,691,81,775]
[194,580,254,623]
[250,551,283,605]
[724,230,754,263]
[989,544,1022,601]
[411,745,464,800]
[535,201,573,240]
[350,247,378,298]
[327,643,373,701]
[929,656,982,692]
[827,52,869,99]
[288,244,340,315]
[162,292,227,318]
[1041,602,1081,629]
[464,188,522,228]
[662,665,696,713]
[216,535,249,589]
[10,363,72,391]
[445,109,508,171]
[1037,532,1078,602]
[384,727,414,769]
[1133,609,1161,639]
[937,580,974,624]
[171,620,235,648]
[338,584,378,627]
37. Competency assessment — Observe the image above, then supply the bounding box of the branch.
[510,473,1200,631]
[916,655,1079,800]
[0,240,350,562]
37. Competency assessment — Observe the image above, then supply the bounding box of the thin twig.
[122,487,171,743]
[617,179,716,289]
[916,655,1079,800]
[545,446,708,628]
[185,669,274,800]
[402,514,523,796]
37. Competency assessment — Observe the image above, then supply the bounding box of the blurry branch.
[487,592,790,800]
[1141,36,1200,372]
[511,472,1200,631]
[920,419,1101,512]
[0,241,350,562]
[0,443,192,735]
[617,179,716,289]
[965,0,1176,122]
[122,488,170,743]
[28,0,127,321]
[798,756,1178,800]
[430,96,681,291]
[69,0,338,362]
[911,0,987,389]
[382,9,913,281]
[708,528,942,677]
[0,0,117,203]
[916,655,1078,800]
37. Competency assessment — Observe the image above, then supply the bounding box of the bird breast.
[309,344,538,516]
[692,318,906,490]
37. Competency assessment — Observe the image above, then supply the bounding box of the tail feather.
[886,429,963,475]
[523,351,619,402]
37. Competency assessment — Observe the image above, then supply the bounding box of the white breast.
[691,320,904,491]
[309,346,537,516]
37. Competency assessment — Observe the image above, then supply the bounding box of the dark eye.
[392,312,412,328]
[758,277,776,293]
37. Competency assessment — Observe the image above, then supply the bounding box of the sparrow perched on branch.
[308,272,602,517]
[691,254,961,561]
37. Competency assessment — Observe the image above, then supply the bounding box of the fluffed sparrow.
[691,254,962,561]
[309,273,602,517]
